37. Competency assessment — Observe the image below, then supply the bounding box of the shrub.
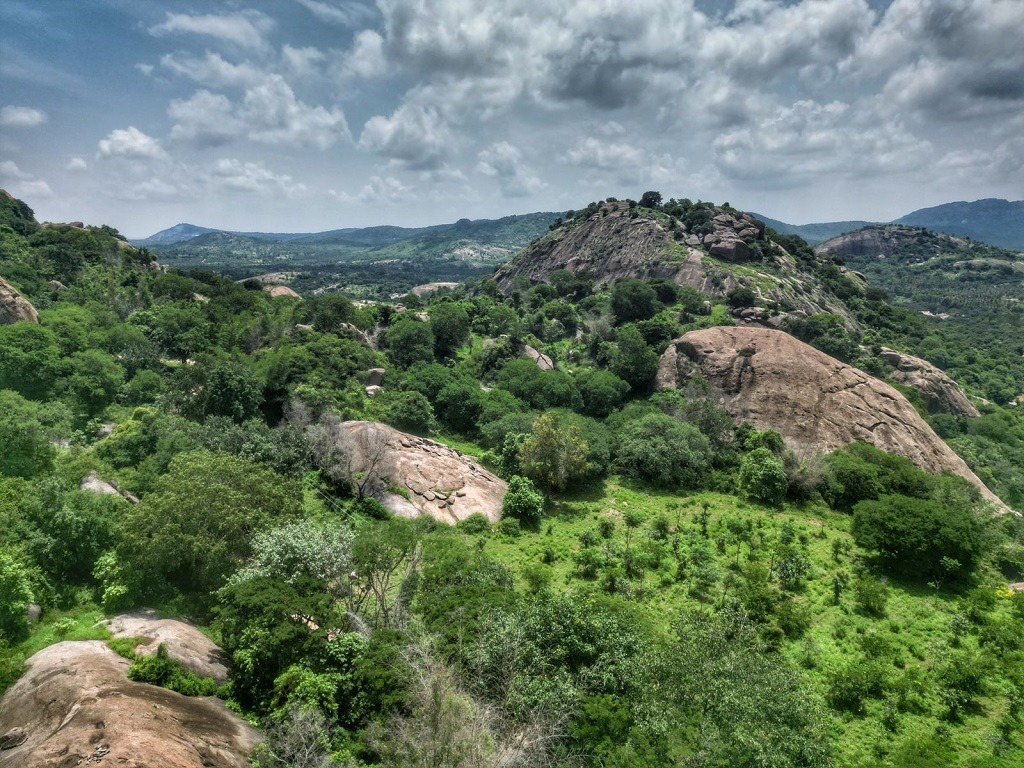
[501,476,544,527]
[457,513,492,535]
[616,413,711,488]
[739,448,789,505]
[128,644,221,697]
[854,574,889,617]
[851,494,985,580]
[498,517,521,537]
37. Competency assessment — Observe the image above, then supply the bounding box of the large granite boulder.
[0,276,38,324]
[657,326,1006,510]
[104,609,231,684]
[878,347,980,418]
[0,641,258,768]
[340,421,506,524]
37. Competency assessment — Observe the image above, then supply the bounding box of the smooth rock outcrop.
[340,421,506,524]
[104,609,231,684]
[0,641,258,768]
[265,284,300,299]
[0,276,38,324]
[657,326,1005,509]
[879,348,980,418]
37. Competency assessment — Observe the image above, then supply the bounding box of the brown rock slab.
[339,421,506,524]
[0,276,38,324]
[104,609,231,684]
[0,641,259,768]
[657,326,1008,510]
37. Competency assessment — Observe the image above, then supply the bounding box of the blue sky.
[1,0,1022,237]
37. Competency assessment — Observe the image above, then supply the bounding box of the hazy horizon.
[2,0,1022,238]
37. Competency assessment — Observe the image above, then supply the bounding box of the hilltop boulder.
[340,421,506,524]
[0,276,38,324]
[657,326,1005,509]
[0,641,258,768]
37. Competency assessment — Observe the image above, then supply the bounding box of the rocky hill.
[495,199,863,324]
[816,225,1023,315]
[895,198,1024,251]
[656,326,1007,510]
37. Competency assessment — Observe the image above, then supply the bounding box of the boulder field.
[656,326,1007,510]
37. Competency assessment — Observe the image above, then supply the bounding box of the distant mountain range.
[752,198,1023,250]
[138,198,1023,260]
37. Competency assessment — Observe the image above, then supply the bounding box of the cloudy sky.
[1,0,1022,237]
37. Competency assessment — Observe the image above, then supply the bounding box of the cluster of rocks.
[656,326,1007,511]
[687,211,766,262]
[363,367,385,397]
[340,421,507,524]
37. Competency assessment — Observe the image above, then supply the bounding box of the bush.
[501,476,544,527]
[851,494,985,580]
[128,644,221,696]
[854,573,889,617]
[498,517,522,537]
[616,413,711,488]
[457,513,492,535]
[739,448,789,505]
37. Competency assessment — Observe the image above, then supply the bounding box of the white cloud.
[0,160,30,179]
[160,51,264,89]
[712,99,931,183]
[0,105,47,128]
[345,175,415,204]
[294,0,376,26]
[136,63,154,77]
[339,30,387,78]
[359,104,451,169]
[168,77,349,149]
[208,158,308,197]
[97,126,166,159]
[149,11,275,51]
[282,45,326,79]
[65,157,88,171]
[476,141,544,197]
[0,161,53,200]
[168,90,243,146]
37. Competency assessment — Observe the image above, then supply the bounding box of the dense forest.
[2,191,1023,768]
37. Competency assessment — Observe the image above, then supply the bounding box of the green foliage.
[384,316,434,368]
[429,301,471,359]
[615,413,711,488]
[114,450,302,602]
[0,550,33,642]
[610,325,659,391]
[852,494,986,580]
[611,279,661,324]
[0,390,58,478]
[375,389,436,433]
[127,643,222,696]
[575,369,629,417]
[518,412,592,491]
[738,447,789,504]
[502,476,544,526]
[457,513,491,535]
[0,323,61,399]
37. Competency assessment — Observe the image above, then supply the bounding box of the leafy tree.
[611,279,661,325]
[310,293,356,333]
[851,494,986,579]
[151,303,210,362]
[610,325,659,391]
[501,476,544,526]
[377,390,436,433]
[114,450,302,601]
[227,519,353,593]
[0,323,61,399]
[616,413,711,488]
[429,301,471,359]
[518,412,591,491]
[639,191,663,209]
[0,390,57,478]
[385,317,435,369]
[435,380,485,434]
[61,349,125,417]
[0,549,33,641]
[739,448,789,505]
[575,369,629,417]
[198,360,263,422]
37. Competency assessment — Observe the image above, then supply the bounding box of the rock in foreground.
[657,326,1005,509]
[0,641,258,768]
[341,421,507,524]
